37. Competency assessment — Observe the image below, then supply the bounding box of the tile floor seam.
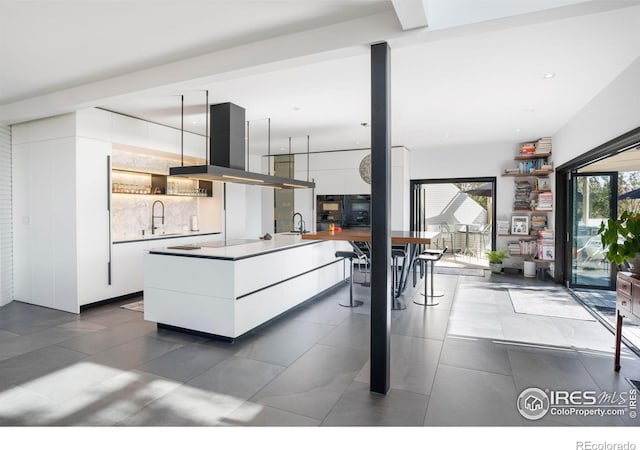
[422,275,461,425]
[56,328,155,355]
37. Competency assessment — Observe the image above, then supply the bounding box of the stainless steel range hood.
[170,102,314,189]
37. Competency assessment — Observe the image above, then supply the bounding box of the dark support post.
[370,42,391,395]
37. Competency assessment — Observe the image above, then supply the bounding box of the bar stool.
[414,247,447,306]
[391,247,407,310]
[335,251,363,308]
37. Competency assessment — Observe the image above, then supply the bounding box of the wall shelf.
[514,152,552,160]
[502,170,553,177]
[112,168,213,197]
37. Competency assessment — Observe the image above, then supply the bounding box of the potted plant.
[486,249,508,274]
[598,210,640,274]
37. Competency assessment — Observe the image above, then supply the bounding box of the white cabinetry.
[83,234,222,307]
[12,115,79,313]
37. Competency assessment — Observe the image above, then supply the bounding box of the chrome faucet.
[152,200,165,235]
[292,212,305,234]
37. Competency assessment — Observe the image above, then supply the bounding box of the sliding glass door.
[569,172,618,289]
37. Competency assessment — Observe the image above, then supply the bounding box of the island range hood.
[170,102,315,189]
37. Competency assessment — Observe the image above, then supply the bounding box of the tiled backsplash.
[111,147,199,174]
[111,195,208,240]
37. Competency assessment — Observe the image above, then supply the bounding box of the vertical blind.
[0,125,12,306]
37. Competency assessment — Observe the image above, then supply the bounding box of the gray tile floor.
[1,271,639,426]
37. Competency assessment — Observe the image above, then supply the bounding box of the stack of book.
[530,214,548,235]
[519,142,536,154]
[497,220,510,235]
[536,192,553,211]
[535,137,552,154]
[517,158,549,174]
[514,180,533,210]
[537,229,555,260]
[508,240,537,257]
[504,168,521,175]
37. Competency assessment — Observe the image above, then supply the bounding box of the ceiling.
[2,0,640,155]
[579,147,640,172]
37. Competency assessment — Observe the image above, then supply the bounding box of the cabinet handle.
[107,155,112,285]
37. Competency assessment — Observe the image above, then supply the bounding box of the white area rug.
[433,266,486,277]
[508,287,595,321]
[120,300,144,312]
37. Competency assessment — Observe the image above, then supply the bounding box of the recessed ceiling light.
[515,128,521,133]
[444,133,450,139]
[191,121,197,125]
[543,73,555,79]
[293,107,301,111]
[279,147,285,151]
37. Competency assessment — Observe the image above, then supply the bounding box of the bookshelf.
[498,137,555,271]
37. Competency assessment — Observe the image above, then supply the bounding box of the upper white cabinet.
[109,110,206,159]
[112,113,148,149]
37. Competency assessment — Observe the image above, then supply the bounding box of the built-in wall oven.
[316,195,343,231]
[316,194,371,230]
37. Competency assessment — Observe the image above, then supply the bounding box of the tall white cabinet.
[12,113,79,313]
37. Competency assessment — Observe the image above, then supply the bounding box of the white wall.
[12,113,79,313]
[0,125,12,307]
[554,56,640,166]
[279,146,410,230]
[409,142,515,224]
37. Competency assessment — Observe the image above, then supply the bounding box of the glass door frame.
[409,176,497,252]
[567,171,618,290]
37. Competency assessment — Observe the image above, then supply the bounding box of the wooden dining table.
[302,229,439,308]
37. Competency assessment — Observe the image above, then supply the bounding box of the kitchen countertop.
[148,233,320,260]
[113,231,221,244]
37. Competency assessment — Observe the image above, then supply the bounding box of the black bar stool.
[391,247,407,310]
[414,247,447,306]
[335,251,363,308]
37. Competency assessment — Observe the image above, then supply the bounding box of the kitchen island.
[143,234,351,339]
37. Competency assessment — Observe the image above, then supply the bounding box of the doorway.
[410,177,496,267]
[569,172,618,289]
[555,129,640,355]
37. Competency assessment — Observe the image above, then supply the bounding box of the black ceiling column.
[369,42,391,395]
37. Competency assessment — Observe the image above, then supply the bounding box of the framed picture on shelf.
[511,215,529,235]
[536,177,551,190]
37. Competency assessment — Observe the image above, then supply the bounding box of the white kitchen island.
[143,234,351,339]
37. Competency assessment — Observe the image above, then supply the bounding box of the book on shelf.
[516,158,550,174]
[537,229,555,260]
[535,137,552,154]
[513,180,533,210]
[536,192,553,210]
[519,142,536,154]
[496,220,510,235]
[508,239,537,257]
[530,214,548,234]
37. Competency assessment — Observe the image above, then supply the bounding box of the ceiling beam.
[391,0,428,30]
[0,10,403,125]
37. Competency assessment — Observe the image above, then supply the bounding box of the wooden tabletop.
[301,229,439,244]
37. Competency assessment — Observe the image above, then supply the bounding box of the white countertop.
[113,230,221,244]
[147,233,320,260]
